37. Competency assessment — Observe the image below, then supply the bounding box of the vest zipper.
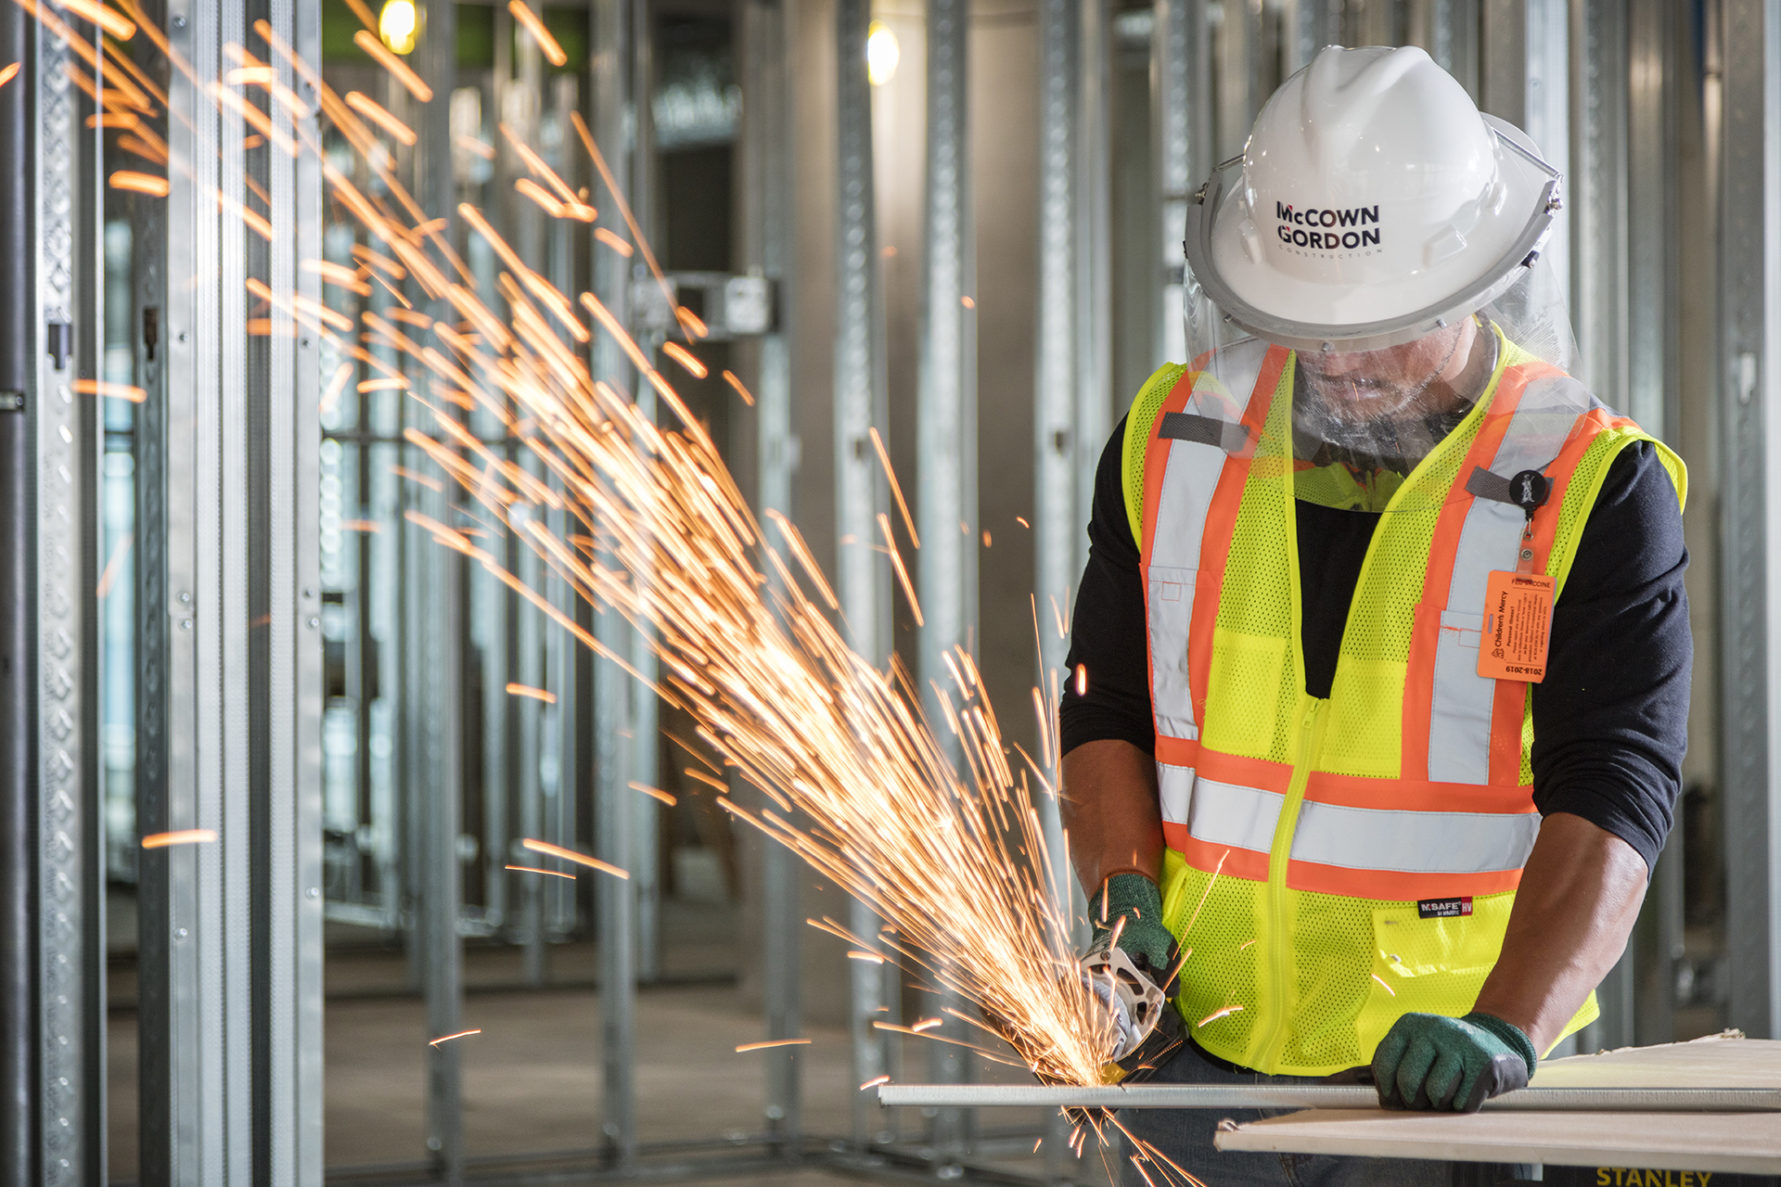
[1249,694,1331,1071]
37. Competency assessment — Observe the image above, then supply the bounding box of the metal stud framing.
[834,0,897,1147]
[406,2,466,1180]
[589,0,640,1165]
[130,0,324,1180]
[26,6,103,1184]
[738,0,801,1148]
[5,1,1763,1182]
[1719,0,1781,1044]
[1033,0,1079,917]
[1481,0,1571,309]
[1153,0,1209,366]
[916,0,978,1152]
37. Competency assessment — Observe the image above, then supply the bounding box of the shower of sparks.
[505,682,557,704]
[1370,972,1397,997]
[859,1074,891,1091]
[141,829,219,849]
[733,1038,811,1053]
[33,15,1212,1175]
[504,864,576,880]
[0,63,20,88]
[429,1029,482,1047]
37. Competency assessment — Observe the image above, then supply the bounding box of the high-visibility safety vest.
[1121,333,1686,1076]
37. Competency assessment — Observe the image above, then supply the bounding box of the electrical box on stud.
[379,0,419,55]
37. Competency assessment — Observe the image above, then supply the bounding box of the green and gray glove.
[1080,873,1182,1084]
[1087,873,1178,992]
[1371,1011,1536,1112]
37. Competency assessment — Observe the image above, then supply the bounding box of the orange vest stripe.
[1285,858,1524,900]
[1401,365,1539,783]
[1185,348,1288,724]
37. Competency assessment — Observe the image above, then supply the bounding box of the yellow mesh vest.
[1121,347,1686,1074]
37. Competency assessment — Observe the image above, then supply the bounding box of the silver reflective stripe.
[1158,762,1195,825]
[1147,568,1199,740]
[1185,778,1283,854]
[1175,776,1540,875]
[1290,801,1541,874]
[1427,609,1494,782]
[1428,371,1593,781]
[1144,350,1269,741]
[1148,438,1225,569]
[1491,373,1598,476]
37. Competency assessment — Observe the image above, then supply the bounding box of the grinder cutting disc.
[1080,933,1184,1083]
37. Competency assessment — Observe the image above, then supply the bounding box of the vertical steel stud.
[835,0,895,1148]
[738,0,802,1150]
[1719,0,1781,1043]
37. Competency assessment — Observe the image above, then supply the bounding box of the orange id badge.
[1477,570,1555,683]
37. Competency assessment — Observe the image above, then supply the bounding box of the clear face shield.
[1178,152,1579,515]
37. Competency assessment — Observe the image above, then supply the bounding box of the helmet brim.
[1183,117,1562,355]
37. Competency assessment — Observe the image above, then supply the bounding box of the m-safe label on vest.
[1477,570,1555,683]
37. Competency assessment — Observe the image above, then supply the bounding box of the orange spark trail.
[508,1,567,66]
[428,1030,481,1047]
[141,829,218,849]
[352,30,432,101]
[520,838,628,880]
[109,170,167,196]
[734,1039,811,1053]
[73,378,146,403]
[95,533,133,598]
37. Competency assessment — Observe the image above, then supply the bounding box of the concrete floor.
[105,895,1107,1185]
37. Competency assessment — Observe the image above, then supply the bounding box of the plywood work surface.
[1215,1035,1781,1174]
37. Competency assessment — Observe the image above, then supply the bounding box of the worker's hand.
[1371,1012,1536,1112]
[1087,873,1178,992]
[1079,874,1183,1084]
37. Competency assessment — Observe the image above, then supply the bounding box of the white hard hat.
[1183,45,1563,354]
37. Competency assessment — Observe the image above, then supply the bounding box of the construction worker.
[1060,46,1690,1185]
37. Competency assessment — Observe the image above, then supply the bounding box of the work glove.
[1371,1011,1536,1113]
[1088,873,1178,987]
[1080,874,1183,1081]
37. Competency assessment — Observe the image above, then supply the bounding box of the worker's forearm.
[1472,811,1650,1056]
[1059,738,1164,895]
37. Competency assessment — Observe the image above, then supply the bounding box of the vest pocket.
[1355,892,1515,1058]
[1145,565,1198,739]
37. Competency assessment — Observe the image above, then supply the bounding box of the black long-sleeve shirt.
[1059,415,1691,871]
